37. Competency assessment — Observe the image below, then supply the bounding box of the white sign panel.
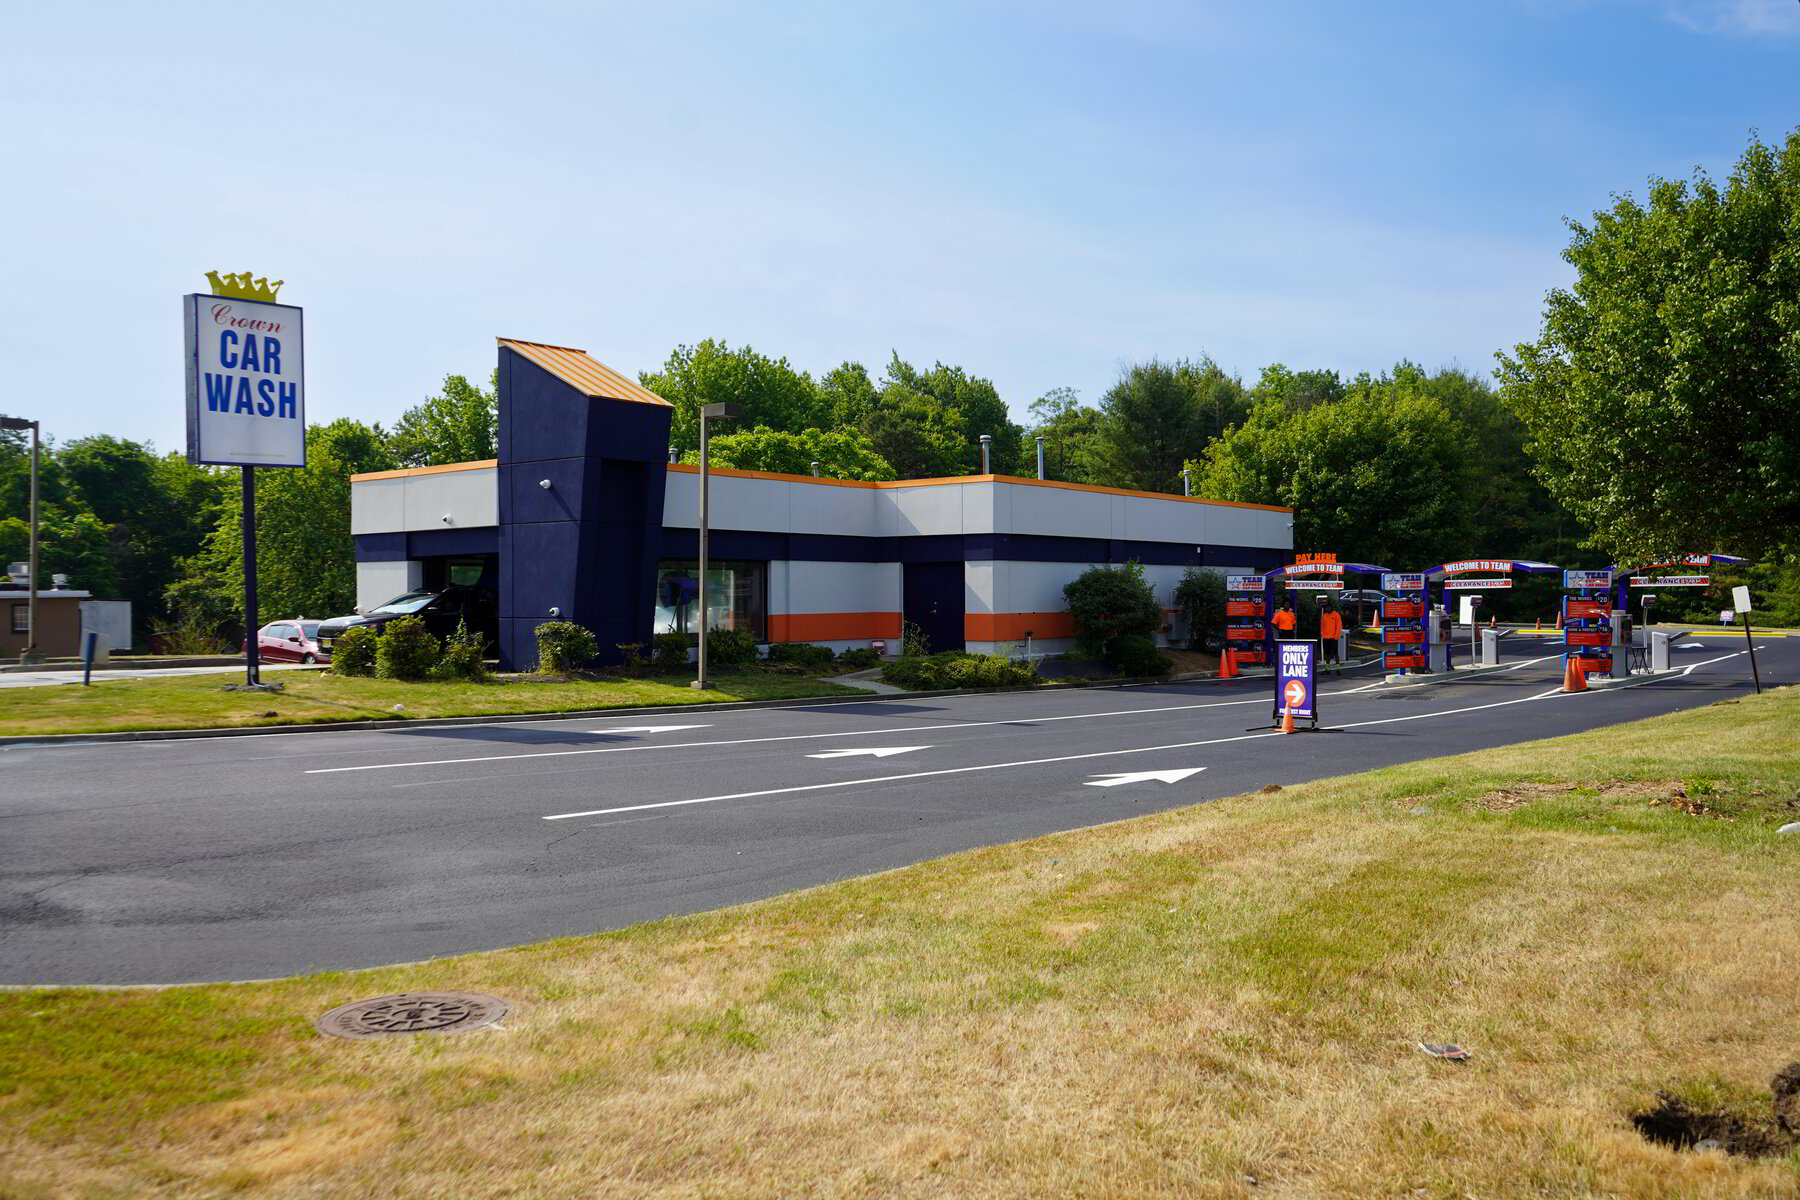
[185,294,305,467]
[1381,573,1424,591]
[1225,576,1265,591]
[1443,577,1513,589]
[1629,575,1709,587]
[1733,585,1752,613]
[1284,579,1342,590]
[1441,559,1512,575]
[1563,569,1613,589]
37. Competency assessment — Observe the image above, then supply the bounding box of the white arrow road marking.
[1084,768,1206,787]
[588,725,712,734]
[806,746,932,759]
[541,683,1579,821]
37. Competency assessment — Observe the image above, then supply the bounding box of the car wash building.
[349,338,1295,670]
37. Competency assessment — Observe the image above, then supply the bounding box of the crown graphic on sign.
[205,271,284,302]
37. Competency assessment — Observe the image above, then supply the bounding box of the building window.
[10,603,26,634]
[654,560,767,641]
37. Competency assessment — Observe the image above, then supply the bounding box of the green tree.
[642,340,828,454]
[681,426,895,481]
[184,419,394,623]
[1176,357,1252,444]
[0,509,117,597]
[1195,380,1474,570]
[1173,566,1227,650]
[1062,560,1164,664]
[1496,129,1800,561]
[1023,387,1102,484]
[1249,364,1347,413]
[819,361,880,428]
[387,372,493,466]
[1092,360,1208,492]
[878,355,1021,475]
[859,382,969,479]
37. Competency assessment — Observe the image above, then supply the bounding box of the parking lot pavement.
[0,634,1789,985]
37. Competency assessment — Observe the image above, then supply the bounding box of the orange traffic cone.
[1281,704,1296,734]
[1562,658,1587,693]
[1220,647,1237,679]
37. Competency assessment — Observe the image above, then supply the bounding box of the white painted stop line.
[806,746,932,759]
[1084,768,1206,787]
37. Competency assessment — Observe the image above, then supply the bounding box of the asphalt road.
[1,632,1788,986]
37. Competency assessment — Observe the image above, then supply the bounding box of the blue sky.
[2,0,1796,451]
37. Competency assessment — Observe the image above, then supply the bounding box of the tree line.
[4,128,1796,645]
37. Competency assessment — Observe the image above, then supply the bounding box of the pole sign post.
[1224,574,1270,667]
[1274,640,1317,727]
[1379,572,1427,672]
[185,273,304,687]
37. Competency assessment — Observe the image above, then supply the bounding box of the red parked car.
[254,620,329,664]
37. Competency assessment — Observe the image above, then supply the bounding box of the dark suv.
[317,586,497,655]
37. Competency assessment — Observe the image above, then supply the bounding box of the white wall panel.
[891,485,965,536]
[781,561,894,614]
[351,478,408,535]
[357,560,421,611]
[403,468,498,531]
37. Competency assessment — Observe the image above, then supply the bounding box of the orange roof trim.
[498,338,671,407]
[664,463,1291,511]
[351,459,498,483]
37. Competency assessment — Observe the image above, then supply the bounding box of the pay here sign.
[185,295,306,466]
[1276,641,1316,721]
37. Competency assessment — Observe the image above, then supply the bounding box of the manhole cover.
[315,992,509,1040]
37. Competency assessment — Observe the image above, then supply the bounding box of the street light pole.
[0,416,37,664]
[690,402,742,690]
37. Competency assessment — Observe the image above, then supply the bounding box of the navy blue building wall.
[495,347,672,669]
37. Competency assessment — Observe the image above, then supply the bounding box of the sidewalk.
[0,663,318,690]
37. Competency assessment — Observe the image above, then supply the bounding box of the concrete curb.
[0,671,1258,748]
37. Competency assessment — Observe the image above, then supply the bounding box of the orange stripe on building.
[767,612,903,642]
[964,612,1077,641]
[350,459,498,483]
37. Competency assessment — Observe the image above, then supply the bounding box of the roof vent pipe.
[810,461,821,477]
[1182,469,1192,497]
[1035,436,1046,480]
[668,447,678,464]
[979,433,992,474]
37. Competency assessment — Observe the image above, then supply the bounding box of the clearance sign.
[185,275,305,467]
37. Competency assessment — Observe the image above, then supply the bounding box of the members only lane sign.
[1275,640,1316,722]
[185,288,305,467]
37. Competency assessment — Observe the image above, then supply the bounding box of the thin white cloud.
[1661,0,1800,35]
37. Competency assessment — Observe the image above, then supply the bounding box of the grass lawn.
[2,690,1798,1198]
[0,671,865,738]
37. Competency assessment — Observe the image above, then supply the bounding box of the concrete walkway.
[0,663,320,689]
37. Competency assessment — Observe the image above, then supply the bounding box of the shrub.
[615,643,649,676]
[375,616,441,681]
[652,631,690,674]
[1063,560,1164,661]
[881,652,1037,691]
[901,620,931,657]
[436,619,488,681]
[834,646,882,672]
[330,625,378,677]
[535,620,598,674]
[1111,633,1173,677]
[706,626,758,668]
[1173,566,1227,650]
[766,642,836,673]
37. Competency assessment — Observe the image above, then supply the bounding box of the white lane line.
[306,680,1394,776]
[592,725,711,734]
[806,746,932,759]
[541,684,1572,820]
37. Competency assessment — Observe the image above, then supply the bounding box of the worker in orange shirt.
[1271,602,1298,640]
[1319,602,1343,671]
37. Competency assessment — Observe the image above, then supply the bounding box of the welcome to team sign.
[185,295,306,467]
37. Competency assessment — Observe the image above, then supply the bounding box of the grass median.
[0,671,866,738]
[2,689,1797,1197]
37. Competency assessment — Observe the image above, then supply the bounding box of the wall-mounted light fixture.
[539,479,553,490]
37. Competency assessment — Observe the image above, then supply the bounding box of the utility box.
[1427,609,1453,672]
[1608,611,1631,678]
[79,600,131,658]
[1649,629,1689,672]
[1479,628,1502,667]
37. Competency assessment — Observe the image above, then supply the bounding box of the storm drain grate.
[315,992,510,1040]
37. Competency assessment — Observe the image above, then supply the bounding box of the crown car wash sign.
[184,290,305,466]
